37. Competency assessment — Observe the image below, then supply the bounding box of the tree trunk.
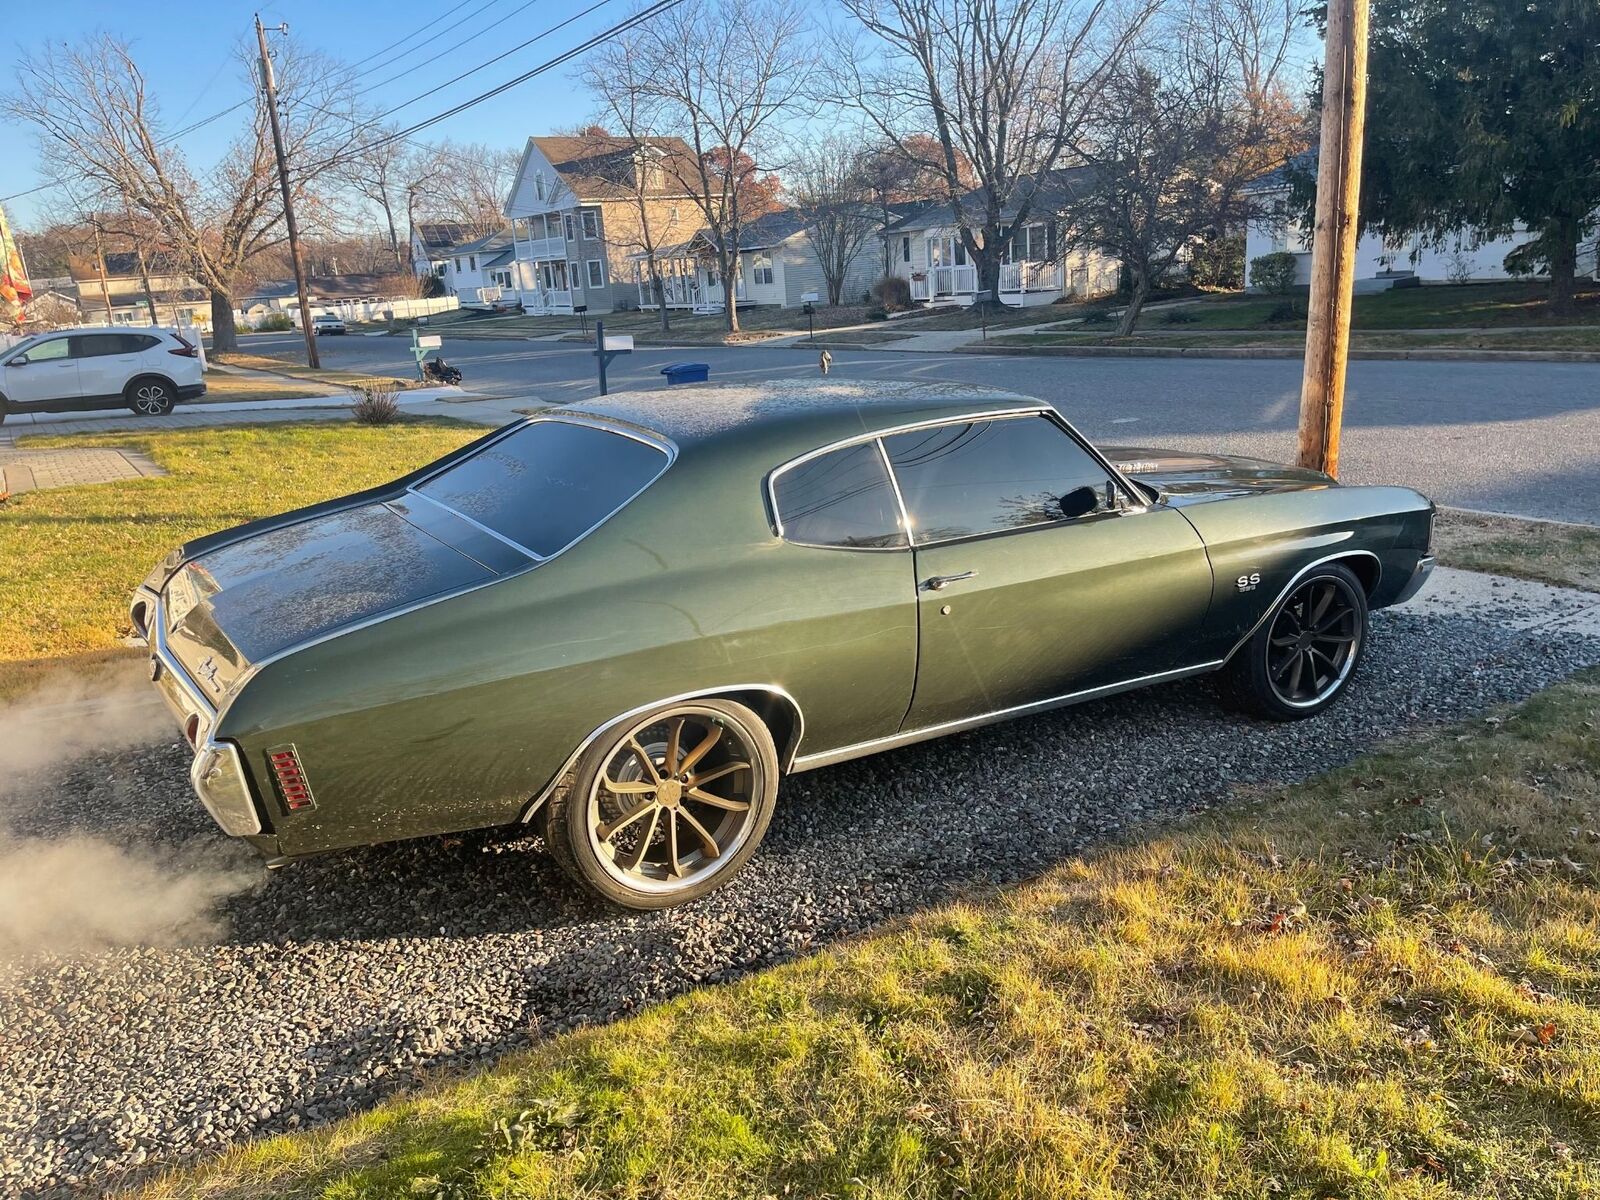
[828,272,843,306]
[721,248,740,332]
[1116,272,1150,336]
[1548,218,1579,315]
[381,200,403,270]
[654,268,670,333]
[209,290,239,353]
[974,244,1004,313]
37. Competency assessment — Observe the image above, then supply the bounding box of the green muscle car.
[133,381,1434,909]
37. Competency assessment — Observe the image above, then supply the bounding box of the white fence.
[237,294,460,330]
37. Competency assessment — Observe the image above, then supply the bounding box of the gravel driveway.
[2,601,1597,1198]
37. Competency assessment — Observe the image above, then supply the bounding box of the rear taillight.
[184,715,201,748]
[267,744,317,812]
[169,334,198,358]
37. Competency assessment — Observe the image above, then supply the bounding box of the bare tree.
[838,0,1157,311]
[786,136,879,305]
[333,126,415,269]
[857,134,976,272]
[622,0,814,333]
[1066,0,1303,333]
[4,35,349,351]
[408,140,522,238]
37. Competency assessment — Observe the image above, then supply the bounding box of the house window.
[902,236,911,263]
[570,260,582,289]
[453,258,461,271]
[434,263,447,276]
[751,254,774,286]
[563,213,575,242]
[586,259,606,288]
[469,255,477,271]
[581,209,599,239]
[535,172,546,201]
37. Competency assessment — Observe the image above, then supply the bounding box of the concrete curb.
[0,387,469,427]
[941,343,1600,363]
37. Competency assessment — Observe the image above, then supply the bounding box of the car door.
[2,334,80,408]
[885,413,1214,731]
[70,332,143,403]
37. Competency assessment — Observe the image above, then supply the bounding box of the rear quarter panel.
[1175,484,1431,657]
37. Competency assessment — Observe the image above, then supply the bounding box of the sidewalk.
[0,385,480,434]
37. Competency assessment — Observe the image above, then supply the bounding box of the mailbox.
[417,334,442,349]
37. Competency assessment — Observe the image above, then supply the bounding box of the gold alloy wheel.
[585,709,764,896]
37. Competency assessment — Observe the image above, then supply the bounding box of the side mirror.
[6,355,27,367]
[1059,485,1100,519]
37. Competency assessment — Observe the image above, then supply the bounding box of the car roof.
[553,380,1045,457]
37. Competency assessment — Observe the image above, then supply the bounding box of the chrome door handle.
[923,571,977,591]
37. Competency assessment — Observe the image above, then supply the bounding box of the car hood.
[161,501,497,700]
[1102,446,1333,502]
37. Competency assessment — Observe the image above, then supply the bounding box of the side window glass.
[72,334,124,358]
[27,337,72,362]
[883,415,1114,543]
[773,442,907,549]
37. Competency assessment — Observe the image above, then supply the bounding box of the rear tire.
[127,378,174,416]
[1219,563,1368,721]
[544,699,778,910]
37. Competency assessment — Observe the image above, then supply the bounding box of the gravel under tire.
[1219,562,1370,721]
[543,699,780,910]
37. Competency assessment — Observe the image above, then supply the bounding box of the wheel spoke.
[677,725,723,773]
[676,807,720,858]
[628,738,663,783]
[665,812,683,877]
[1309,583,1336,627]
[664,717,684,774]
[1314,632,1357,646]
[687,786,751,812]
[615,808,660,872]
[1313,607,1351,634]
[686,760,750,788]
[1286,653,1305,694]
[600,777,655,795]
[1271,651,1297,681]
[598,800,656,842]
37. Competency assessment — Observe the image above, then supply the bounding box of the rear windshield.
[414,419,669,556]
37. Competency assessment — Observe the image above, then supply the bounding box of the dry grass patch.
[0,420,481,663]
[127,671,1600,1199]
[1434,510,1600,593]
[212,351,414,393]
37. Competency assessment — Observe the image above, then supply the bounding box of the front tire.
[127,378,174,416]
[1220,563,1369,721]
[544,699,778,909]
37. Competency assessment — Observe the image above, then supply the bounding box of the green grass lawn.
[0,420,481,670]
[196,370,334,404]
[1435,511,1600,592]
[211,351,416,392]
[1138,282,1600,333]
[990,326,1600,353]
[125,669,1600,1199]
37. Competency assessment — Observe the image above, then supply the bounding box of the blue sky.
[2,0,619,229]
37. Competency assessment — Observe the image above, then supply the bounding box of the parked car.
[312,314,347,336]
[0,326,204,423]
[133,382,1435,909]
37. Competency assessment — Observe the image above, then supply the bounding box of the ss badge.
[1236,572,1262,592]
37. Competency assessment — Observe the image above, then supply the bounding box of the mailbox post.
[574,303,589,339]
[973,289,993,341]
[410,329,442,382]
[800,290,819,343]
[592,320,634,396]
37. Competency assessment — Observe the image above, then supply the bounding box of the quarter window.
[773,442,906,549]
[883,415,1115,543]
[415,420,669,557]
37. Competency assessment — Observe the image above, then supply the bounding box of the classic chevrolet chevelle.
[134,382,1434,908]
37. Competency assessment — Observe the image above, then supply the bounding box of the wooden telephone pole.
[1297,0,1369,477]
[255,15,320,369]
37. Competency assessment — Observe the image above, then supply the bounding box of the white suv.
[0,326,206,424]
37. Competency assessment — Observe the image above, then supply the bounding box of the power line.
[345,0,499,72]
[355,0,548,100]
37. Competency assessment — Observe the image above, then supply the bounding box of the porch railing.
[526,288,572,313]
[1000,260,1063,294]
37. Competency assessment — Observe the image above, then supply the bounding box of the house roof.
[446,229,513,256]
[68,251,190,282]
[532,135,700,201]
[243,273,407,302]
[1243,151,1315,194]
[882,166,1098,233]
[414,222,475,251]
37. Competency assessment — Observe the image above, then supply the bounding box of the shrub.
[1266,300,1301,323]
[352,384,401,425]
[1249,251,1298,295]
[1161,307,1199,324]
[1188,235,1246,290]
[870,275,912,313]
[866,306,890,321]
[258,312,293,332]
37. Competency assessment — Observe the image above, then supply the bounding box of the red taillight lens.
[267,745,316,811]
[184,715,201,748]
[169,334,198,358]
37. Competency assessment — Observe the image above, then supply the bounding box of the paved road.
[248,331,1600,522]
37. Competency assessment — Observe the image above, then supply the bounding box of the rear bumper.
[1392,554,1435,606]
[176,382,206,401]
[134,588,266,839]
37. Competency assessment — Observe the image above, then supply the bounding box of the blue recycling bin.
[660,362,710,385]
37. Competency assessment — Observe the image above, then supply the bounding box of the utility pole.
[255,15,320,369]
[1297,0,1369,478]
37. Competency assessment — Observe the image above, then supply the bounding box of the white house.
[879,170,1121,307]
[1242,157,1598,288]
[502,134,704,315]
[631,208,884,312]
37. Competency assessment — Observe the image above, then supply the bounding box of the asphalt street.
[252,330,1600,523]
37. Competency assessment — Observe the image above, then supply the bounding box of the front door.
[3,334,79,408]
[884,413,1214,731]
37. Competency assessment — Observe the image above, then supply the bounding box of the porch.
[632,255,746,312]
[903,224,1065,307]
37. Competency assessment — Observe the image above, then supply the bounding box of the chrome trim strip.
[876,437,915,546]
[518,682,808,822]
[1220,549,1382,665]
[150,596,218,721]
[398,490,545,563]
[766,404,1049,540]
[790,660,1226,773]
